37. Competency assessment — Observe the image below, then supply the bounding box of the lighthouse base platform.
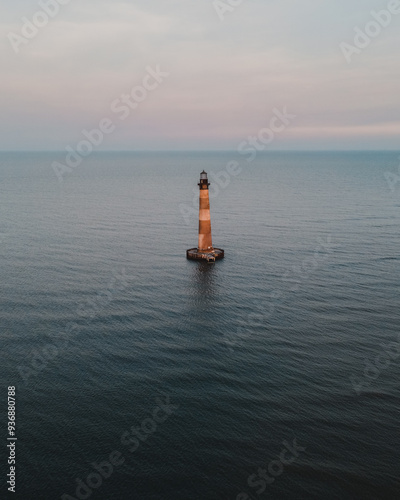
[186,248,224,263]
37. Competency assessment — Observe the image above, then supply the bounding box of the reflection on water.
[188,260,218,297]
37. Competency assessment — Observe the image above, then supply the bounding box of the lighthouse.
[186,171,224,262]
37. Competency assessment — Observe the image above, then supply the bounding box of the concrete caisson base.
[186,248,224,263]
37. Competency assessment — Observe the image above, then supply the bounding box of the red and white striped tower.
[187,171,224,262]
[198,170,213,251]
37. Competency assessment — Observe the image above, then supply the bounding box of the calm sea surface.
[0,151,399,499]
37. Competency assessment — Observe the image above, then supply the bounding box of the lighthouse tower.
[187,171,224,262]
[198,170,213,251]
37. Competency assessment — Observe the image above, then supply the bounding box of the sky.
[0,0,399,151]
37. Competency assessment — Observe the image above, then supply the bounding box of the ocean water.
[0,151,399,500]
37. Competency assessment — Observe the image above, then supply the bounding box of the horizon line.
[0,149,399,154]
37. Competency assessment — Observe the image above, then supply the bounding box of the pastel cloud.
[0,0,399,150]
